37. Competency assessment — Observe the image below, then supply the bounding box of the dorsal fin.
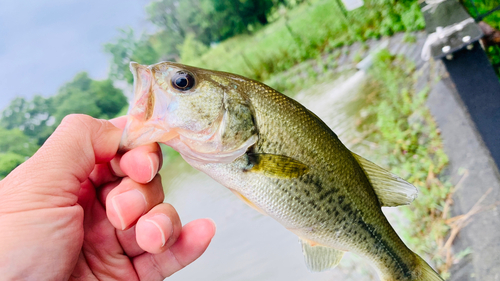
[299,238,345,272]
[351,152,418,207]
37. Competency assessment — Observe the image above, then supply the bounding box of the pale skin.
[0,114,216,280]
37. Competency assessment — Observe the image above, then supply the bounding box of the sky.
[0,0,153,111]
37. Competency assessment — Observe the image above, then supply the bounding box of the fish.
[120,61,444,281]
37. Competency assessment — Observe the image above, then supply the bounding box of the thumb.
[0,114,123,212]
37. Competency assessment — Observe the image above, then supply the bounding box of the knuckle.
[60,114,92,126]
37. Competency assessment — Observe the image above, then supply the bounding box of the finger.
[117,203,182,257]
[135,203,182,254]
[88,163,120,189]
[89,142,162,188]
[133,219,216,280]
[115,226,144,257]
[85,114,129,187]
[0,114,123,211]
[119,142,163,184]
[105,175,165,230]
[109,116,128,130]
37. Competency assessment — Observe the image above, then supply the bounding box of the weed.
[359,50,455,277]
[403,32,417,43]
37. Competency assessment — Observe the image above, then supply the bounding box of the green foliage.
[1,96,54,145]
[360,50,453,275]
[462,0,500,29]
[178,33,208,63]
[105,0,424,85]
[104,29,161,84]
[52,73,101,123]
[0,152,26,178]
[51,72,128,126]
[147,0,277,45]
[0,127,39,179]
[181,0,425,82]
[461,0,500,76]
[106,0,300,83]
[0,127,39,156]
[0,71,127,176]
[1,72,127,146]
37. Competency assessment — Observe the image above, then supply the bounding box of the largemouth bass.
[120,61,443,281]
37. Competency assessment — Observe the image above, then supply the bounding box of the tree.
[91,79,128,119]
[1,72,127,146]
[0,96,54,145]
[0,127,39,156]
[146,0,278,45]
[104,29,161,84]
[147,0,187,39]
[0,127,40,178]
[106,0,282,85]
[51,72,128,125]
[0,152,27,178]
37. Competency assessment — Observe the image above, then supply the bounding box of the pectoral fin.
[299,238,345,272]
[246,153,309,179]
[351,152,418,207]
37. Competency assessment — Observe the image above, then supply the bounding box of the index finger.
[1,114,122,211]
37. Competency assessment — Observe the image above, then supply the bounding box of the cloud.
[0,0,151,110]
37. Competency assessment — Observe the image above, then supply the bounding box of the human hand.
[0,114,215,280]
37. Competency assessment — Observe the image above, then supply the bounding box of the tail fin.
[415,255,443,281]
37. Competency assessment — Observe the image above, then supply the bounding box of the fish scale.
[120,61,444,281]
[233,82,417,278]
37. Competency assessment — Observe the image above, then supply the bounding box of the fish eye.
[171,71,195,91]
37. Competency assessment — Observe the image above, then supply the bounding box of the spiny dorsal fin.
[246,153,309,179]
[351,152,417,207]
[300,238,345,272]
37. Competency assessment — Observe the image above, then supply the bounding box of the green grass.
[180,0,424,82]
[359,50,453,278]
[462,0,500,29]
[462,0,500,76]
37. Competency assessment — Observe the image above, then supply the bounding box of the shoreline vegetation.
[362,50,455,278]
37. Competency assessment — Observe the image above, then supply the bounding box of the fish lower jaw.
[164,139,247,165]
[166,134,258,165]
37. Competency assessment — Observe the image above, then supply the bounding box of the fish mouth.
[119,115,179,152]
[118,62,179,152]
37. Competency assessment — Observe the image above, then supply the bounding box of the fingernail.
[109,156,126,177]
[112,189,147,230]
[206,218,217,233]
[145,214,173,247]
[109,116,127,128]
[148,153,160,182]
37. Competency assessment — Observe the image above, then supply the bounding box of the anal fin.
[299,238,345,272]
